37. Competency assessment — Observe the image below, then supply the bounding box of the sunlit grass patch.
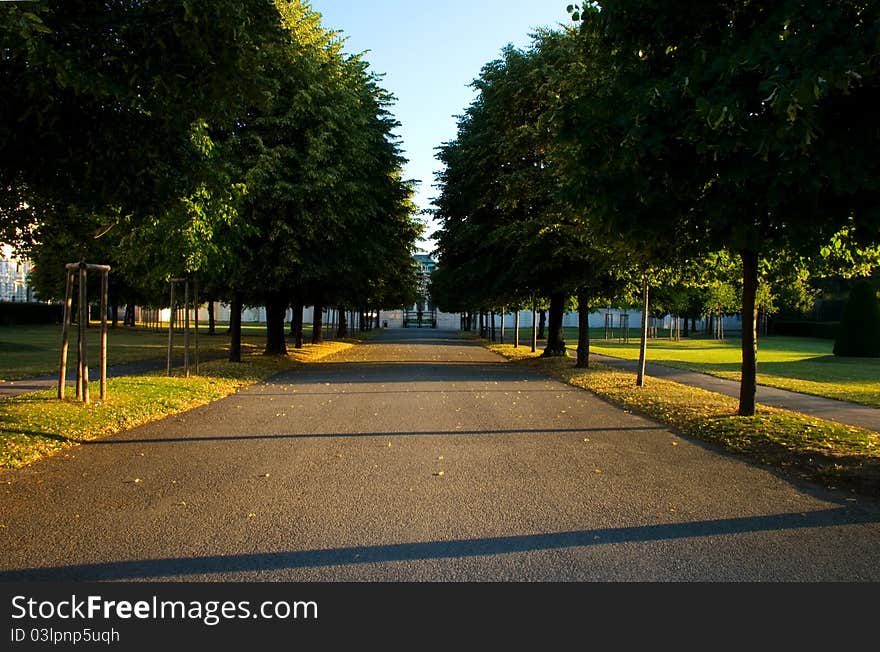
[0,340,354,470]
[578,333,880,407]
[488,343,880,496]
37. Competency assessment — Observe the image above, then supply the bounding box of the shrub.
[0,301,63,326]
[833,281,880,357]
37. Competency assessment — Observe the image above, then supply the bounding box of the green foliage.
[562,0,880,415]
[433,29,632,317]
[833,280,880,357]
[0,0,284,247]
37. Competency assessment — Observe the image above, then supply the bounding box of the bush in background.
[833,281,880,357]
[0,302,63,326]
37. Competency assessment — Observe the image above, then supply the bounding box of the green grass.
[564,329,880,408]
[0,322,314,381]
[488,343,880,497]
[0,339,354,469]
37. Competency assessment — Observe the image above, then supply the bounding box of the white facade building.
[0,245,35,302]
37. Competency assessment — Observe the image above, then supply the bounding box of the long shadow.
[2,507,876,581]
[271,362,537,385]
[232,388,578,397]
[82,426,666,446]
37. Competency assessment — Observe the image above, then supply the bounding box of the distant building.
[0,245,35,302]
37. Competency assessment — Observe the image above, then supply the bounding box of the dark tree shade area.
[833,281,880,358]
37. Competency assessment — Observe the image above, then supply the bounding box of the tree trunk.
[514,310,520,348]
[111,303,118,327]
[739,249,759,417]
[479,311,486,338]
[531,299,537,353]
[683,312,689,337]
[264,293,288,355]
[538,309,546,340]
[490,311,496,342]
[207,300,215,335]
[500,308,505,345]
[542,293,567,357]
[291,300,304,349]
[337,306,348,338]
[229,296,242,363]
[312,303,324,344]
[637,279,649,387]
[576,293,590,368]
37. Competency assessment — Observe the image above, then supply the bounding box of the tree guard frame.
[58,262,110,403]
[166,276,199,377]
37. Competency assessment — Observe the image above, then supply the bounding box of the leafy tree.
[434,30,626,358]
[565,1,880,414]
[1,0,283,250]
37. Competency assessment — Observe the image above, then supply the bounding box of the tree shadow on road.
[1,507,877,581]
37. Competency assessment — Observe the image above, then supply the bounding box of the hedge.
[770,320,839,340]
[0,301,63,326]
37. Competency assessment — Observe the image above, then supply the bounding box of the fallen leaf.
[434,471,445,477]
[583,438,590,443]
[594,469,602,474]
[247,513,256,518]
[437,455,444,461]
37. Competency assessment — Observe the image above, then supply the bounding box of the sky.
[308,0,572,252]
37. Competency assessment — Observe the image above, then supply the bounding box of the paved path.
[591,353,879,432]
[1,329,879,581]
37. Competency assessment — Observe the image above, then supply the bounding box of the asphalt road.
[1,328,879,581]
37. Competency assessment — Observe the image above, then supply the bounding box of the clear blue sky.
[308,0,571,252]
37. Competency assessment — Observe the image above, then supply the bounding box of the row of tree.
[0,0,421,358]
[431,0,880,416]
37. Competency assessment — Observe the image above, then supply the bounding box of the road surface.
[1,329,879,581]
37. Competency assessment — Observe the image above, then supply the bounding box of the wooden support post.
[100,269,108,400]
[183,279,190,378]
[58,270,74,400]
[167,282,175,375]
[193,275,199,374]
[79,264,89,404]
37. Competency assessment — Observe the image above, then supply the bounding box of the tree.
[1,0,283,250]
[434,30,622,359]
[565,1,880,415]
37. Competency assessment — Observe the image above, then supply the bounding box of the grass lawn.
[488,343,880,497]
[0,339,352,469]
[565,329,880,408]
[0,322,314,381]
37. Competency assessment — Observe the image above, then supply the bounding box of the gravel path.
[1,329,879,581]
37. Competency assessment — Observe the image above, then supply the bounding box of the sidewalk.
[591,353,879,432]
